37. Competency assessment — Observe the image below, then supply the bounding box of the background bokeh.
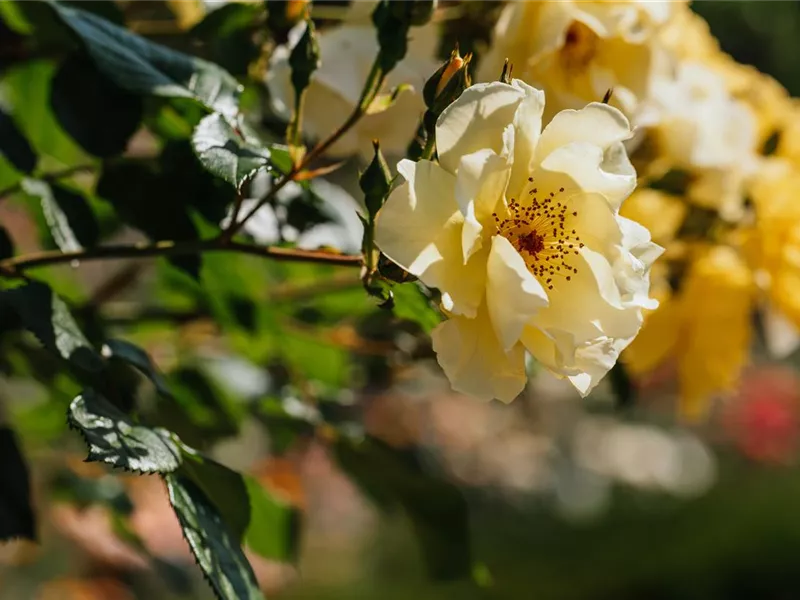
[4,2,800,600]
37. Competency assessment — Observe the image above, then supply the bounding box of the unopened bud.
[288,19,320,97]
[429,52,472,116]
[423,49,464,108]
[360,140,392,220]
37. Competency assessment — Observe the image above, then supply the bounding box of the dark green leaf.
[22,178,99,251]
[50,53,144,157]
[0,226,14,260]
[161,140,236,225]
[0,107,36,174]
[336,436,472,580]
[102,339,173,398]
[190,2,264,77]
[154,367,240,449]
[165,474,263,600]
[192,113,272,190]
[68,388,182,473]
[96,162,201,277]
[1,281,104,373]
[1,59,89,168]
[177,453,300,562]
[0,427,35,541]
[46,0,242,116]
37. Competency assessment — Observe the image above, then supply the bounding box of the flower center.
[561,21,598,72]
[493,180,583,290]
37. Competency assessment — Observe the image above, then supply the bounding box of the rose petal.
[536,102,633,162]
[486,235,549,350]
[432,306,527,403]
[436,82,525,173]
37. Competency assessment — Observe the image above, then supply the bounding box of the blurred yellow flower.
[620,188,686,246]
[477,0,680,123]
[657,1,719,62]
[625,246,754,420]
[375,80,662,402]
[649,61,758,172]
[744,160,800,329]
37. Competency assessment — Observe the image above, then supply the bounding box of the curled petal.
[539,142,636,210]
[455,150,510,262]
[486,236,549,351]
[375,160,485,317]
[436,82,525,173]
[536,102,633,163]
[432,307,527,403]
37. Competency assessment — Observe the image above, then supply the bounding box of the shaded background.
[4,2,800,600]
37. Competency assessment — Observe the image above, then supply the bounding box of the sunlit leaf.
[1,281,104,373]
[165,474,263,600]
[101,339,173,399]
[22,178,99,252]
[192,113,272,191]
[68,388,182,473]
[46,0,241,116]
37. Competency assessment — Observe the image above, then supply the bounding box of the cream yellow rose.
[375,80,662,402]
[477,0,680,124]
[266,11,439,158]
[649,61,758,172]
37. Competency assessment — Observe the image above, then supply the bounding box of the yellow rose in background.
[477,0,680,124]
[266,13,439,158]
[649,61,758,172]
[620,189,686,247]
[625,246,754,420]
[743,160,800,330]
[375,80,662,402]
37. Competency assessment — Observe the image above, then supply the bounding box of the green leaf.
[177,453,300,562]
[190,2,264,77]
[96,162,201,277]
[46,0,242,117]
[0,226,14,260]
[1,59,90,170]
[22,178,99,252]
[243,475,300,561]
[192,113,272,190]
[0,107,37,174]
[165,474,263,600]
[101,339,173,399]
[68,388,182,473]
[50,53,144,157]
[336,436,472,581]
[1,281,104,373]
[154,367,240,449]
[0,427,35,541]
[391,283,441,334]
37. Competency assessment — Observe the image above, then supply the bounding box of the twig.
[0,239,361,279]
[227,58,387,238]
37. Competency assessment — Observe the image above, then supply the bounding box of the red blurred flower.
[724,366,800,464]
